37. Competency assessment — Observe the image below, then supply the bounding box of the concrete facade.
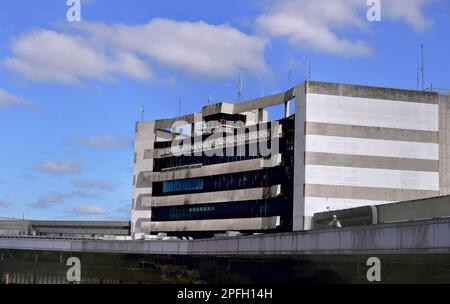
[132,89,295,236]
[0,219,30,236]
[131,121,156,235]
[132,81,450,235]
[313,194,450,229]
[299,82,442,222]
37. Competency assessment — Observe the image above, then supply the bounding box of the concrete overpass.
[1,217,449,256]
[2,217,450,283]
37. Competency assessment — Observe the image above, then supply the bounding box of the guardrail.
[0,235,103,241]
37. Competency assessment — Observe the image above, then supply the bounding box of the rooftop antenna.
[208,93,212,106]
[416,46,420,91]
[237,73,242,103]
[178,99,181,116]
[306,60,311,81]
[421,45,425,91]
[416,68,420,91]
[140,104,145,122]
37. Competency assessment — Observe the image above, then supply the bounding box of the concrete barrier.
[1,217,449,256]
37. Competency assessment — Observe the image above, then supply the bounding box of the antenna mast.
[237,73,242,103]
[140,104,145,122]
[417,68,420,91]
[421,45,425,91]
[306,60,311,81]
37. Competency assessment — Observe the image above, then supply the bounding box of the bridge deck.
[1,217,450,256]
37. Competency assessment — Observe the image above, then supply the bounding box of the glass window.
[162,178,204,193]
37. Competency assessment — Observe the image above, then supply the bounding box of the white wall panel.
[305,165,439,191]
[304,197,392,216]
[306,94,438,131]
[306,135,439,160]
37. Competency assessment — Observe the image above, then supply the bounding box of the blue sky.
[0,0,449,220]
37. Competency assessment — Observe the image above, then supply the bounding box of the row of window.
[163,206,216,221]
[151,198,289,222]
[189,206,214,213]
[153,168,286,197]
[162,178,204,193]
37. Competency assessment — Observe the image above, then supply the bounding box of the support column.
[284,100,290,118]
[293,83,307,231]
[258,108,264,123]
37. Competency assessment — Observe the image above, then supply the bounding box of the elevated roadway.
[1,217,449,256]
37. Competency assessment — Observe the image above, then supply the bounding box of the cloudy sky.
[0,0,449,220]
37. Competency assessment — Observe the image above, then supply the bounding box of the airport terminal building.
[131,81,450,237]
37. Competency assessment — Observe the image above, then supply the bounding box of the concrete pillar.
[284,101,290,118]
[258,108,264,123]
[193,112,203,137]
[293,83,307,231]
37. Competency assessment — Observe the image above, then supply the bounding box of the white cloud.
[3,3,432,82]
[71,136,132,149]
[33,160,81,175]
[71,205,107,216]
[71,179,121,191]
[4,19,268,84]
[383,0,432,32]
[0,87,34,108]
[4,30,152,85]
[257,0,431,57]
[80,19,268,77]
[33,191,98,209]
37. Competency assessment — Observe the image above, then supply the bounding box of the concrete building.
[313,194,450,229]
[132,100,294,236]
[132,81,450,236]
[0,219,130,238]
[0,218,31,236]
